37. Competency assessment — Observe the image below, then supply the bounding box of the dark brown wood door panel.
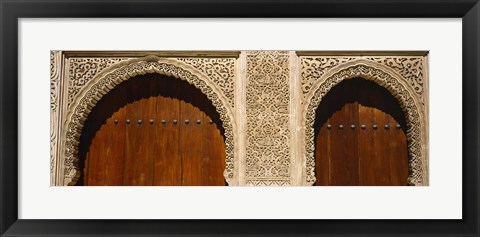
[153,77,181,186]
[124,76,157,186]
[79,74,227,186]
[315,78,409,186]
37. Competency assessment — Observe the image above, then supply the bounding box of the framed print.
[1,0,479,236]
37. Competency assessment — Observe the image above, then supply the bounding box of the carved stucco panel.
[63,57,236,185]
[245,51,292,185]
[178,58,235,108]
[300,57,356,96]
[300,56,425,101]
[366,57,425,104]
[68,58,129,106]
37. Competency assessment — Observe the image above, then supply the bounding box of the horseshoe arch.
[63,57,236,186]
[303,60,428,186]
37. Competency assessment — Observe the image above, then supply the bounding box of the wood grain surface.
[315,78,408,186]
[79,74,227,186]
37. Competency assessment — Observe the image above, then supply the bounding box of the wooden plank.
[377,106,392,186]
[359,81,388,186]
[179,82,205,186]
[201,99,227,186]
[357,79,375,186]
[87,132,101,185]
[358,79,409,186]
[82,81,128,186]
[153,76,181,186]
[328,79,359,186]
[89,121,111,186]
[80,119,94,186]
[386,101,409,186]
[314,86,333,186]
[124,75,157,186]
[314,120,331,186]
[104,100,126,186]
[84,112,100,185]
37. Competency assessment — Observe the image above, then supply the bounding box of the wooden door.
[314,78,409,186]
[78,74,226,186]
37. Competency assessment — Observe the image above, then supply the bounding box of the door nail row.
[113,119,214,125]
[326,124,402,129]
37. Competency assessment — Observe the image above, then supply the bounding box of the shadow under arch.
[76,73,226,186]
[314,78,407,136]
[313,77,409,185]
[64,59,235,186]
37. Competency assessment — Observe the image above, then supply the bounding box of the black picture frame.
[1,0,479,236]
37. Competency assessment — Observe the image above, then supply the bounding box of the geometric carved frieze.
[301,58,428,186]
[245,180,291,186]
[245,51,292,185]
[178,58,236,108]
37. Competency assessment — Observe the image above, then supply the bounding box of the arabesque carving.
[366,57,425,103]
[300,57,355,95]
[68,58,128,105]
[301,59,427,186]
[63,57,236,185]
[178,58,235,107]
[245,51,291,185]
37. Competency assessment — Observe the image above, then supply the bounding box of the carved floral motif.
[68,58,128,105]
[178,58,235,107]
[300,57,355,95]
[366,57,424,103]
[245,51,291,185]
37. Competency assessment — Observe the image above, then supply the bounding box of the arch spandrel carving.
[67,57,130,106]
[301,59,428,186]
[64,57,236,186]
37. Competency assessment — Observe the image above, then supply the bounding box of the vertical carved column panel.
[50,51,62,185]
[236,52,247,185]
[245,51,292,186]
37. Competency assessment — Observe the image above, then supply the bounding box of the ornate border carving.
[63,57,236,185]
[245,180,291,186]
[50,51,61,185]
[302,59,427,186]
